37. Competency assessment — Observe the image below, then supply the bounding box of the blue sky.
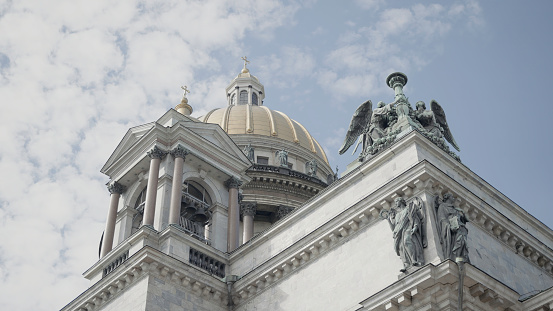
[0,1,552,310]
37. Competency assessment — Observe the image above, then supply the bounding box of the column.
[241,203,256,243]
[143,146,167,228]
[225,176,242,252]
[100,182,125,258]
[168,145,189,225]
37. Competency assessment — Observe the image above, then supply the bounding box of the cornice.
[357,261,522,311]
[228,159,553,306]
[62,246,228,311]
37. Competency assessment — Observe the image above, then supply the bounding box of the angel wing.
[430,100,460,151]
[339,100,373,155]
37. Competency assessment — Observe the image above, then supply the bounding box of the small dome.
[198,105,329,165]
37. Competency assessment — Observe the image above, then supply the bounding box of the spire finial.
[181,85,190,98]
[241,56,250,73]
[176,85,193,116]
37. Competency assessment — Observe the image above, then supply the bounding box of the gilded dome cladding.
[199,105,329,165]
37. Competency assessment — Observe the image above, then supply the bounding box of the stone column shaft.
[225,177,242,252]
[101,182,125,258]
[243,215,254,242]
[168,146,188,225]
[228,188,239,251]
[241,203,256,243]
[143,146,167,228]
[169,157,184,224]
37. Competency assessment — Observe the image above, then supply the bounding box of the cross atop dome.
[175,85,193,116]
[241,56,250,73]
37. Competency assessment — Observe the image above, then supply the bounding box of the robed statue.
[435,192,469,262]
[276,149,288,167]
[243,144,254,162]
[381,197,427,272]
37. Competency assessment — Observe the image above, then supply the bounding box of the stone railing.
[179,217,210,245]
[189,248,226,278]
[103,249,129,277]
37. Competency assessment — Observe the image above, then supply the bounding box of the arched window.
[239,90,248,105]
[131,187,147,234]
[183,180,212,205]
[230,94,236,106]
[252,92,258,106]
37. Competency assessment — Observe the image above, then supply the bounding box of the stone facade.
[61,69,553,311]
[62,128,553,311]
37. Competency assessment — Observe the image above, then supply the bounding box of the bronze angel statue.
[414,100,460,152]
[339,100,396,155]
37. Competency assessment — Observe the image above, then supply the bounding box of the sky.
[0,0,552,310]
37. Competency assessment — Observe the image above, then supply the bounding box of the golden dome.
[199,105,329,165]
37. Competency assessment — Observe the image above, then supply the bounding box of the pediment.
[101,110,252,179]
[181,122,249,162]
[101,122,155,173]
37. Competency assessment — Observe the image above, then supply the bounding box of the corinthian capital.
[147,146,168,159]
[224,176,243,189]
[171,145,190,159]
[241,203,257,217]
[107,182,126,194]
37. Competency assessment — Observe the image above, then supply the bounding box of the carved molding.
[147,145,168,159]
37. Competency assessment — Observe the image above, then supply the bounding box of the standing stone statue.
[243,144,254,162]
[435,192,469,263]
[382,197,427,272]
[306,159,318,176]
[275,149,288,167]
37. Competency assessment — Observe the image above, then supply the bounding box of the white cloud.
[257,46,316,88]
[317,2,482,100]
[0,0,304,310]
[354,0,384,10]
